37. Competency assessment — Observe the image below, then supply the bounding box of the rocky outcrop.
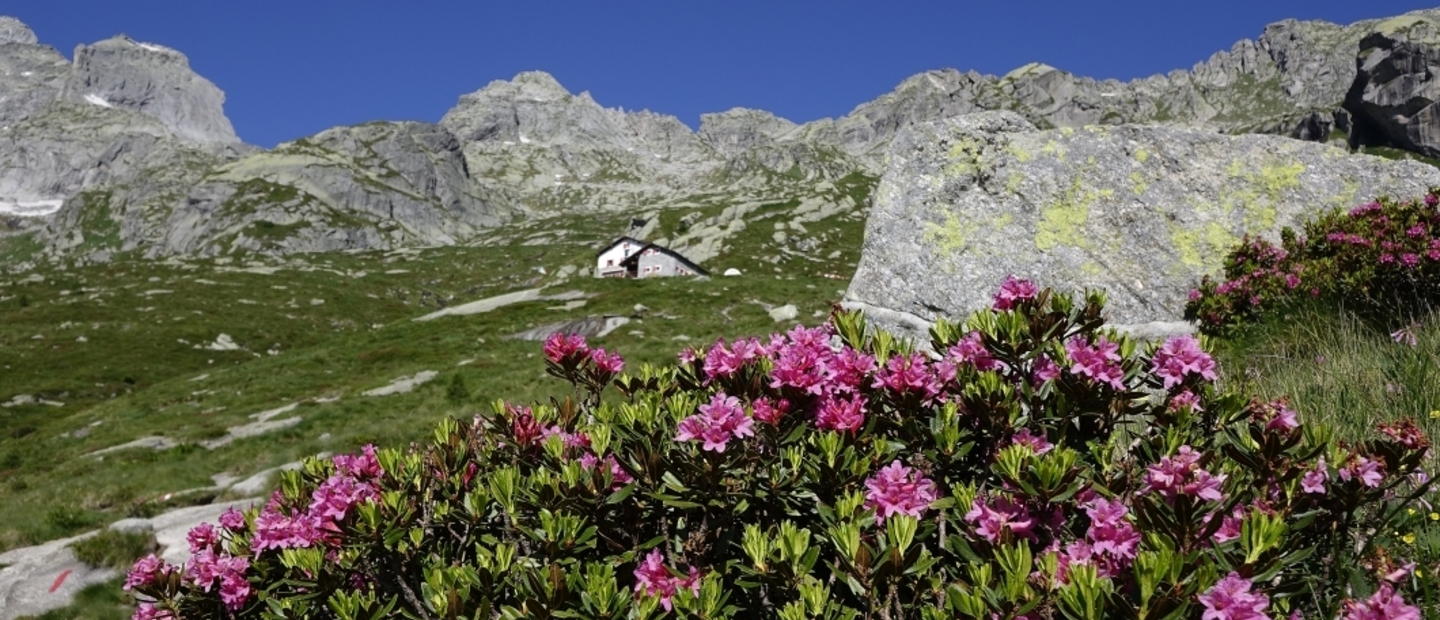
[60,35,241,145]
[0,18,68,127]
[1343,16,1440,157]
[843,111,1440,339]
[155,121,505,256]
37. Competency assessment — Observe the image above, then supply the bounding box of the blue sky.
[8,1,1436,147]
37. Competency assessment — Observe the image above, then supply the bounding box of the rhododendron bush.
[1188,190,1440,333]
[126,282,1436,619]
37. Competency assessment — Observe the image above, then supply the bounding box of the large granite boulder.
[843,111,1440,340]
[1344,16,1440,157]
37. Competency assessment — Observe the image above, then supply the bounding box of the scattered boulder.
[505,316,631,342]
[723,268,742,277]
[844,111,1440,342]
[106,518,153,534]
[768,304,799,322]
[363,371,439,397]
[89,436,179,457]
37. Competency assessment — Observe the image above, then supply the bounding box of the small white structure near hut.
[595,237,708,279]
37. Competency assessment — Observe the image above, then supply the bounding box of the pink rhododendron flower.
[675,393,754,452]
[251,508,323,552]
[873,353,945,400]
[1008,428,1053,455]
[132,603,173,620]
[542,332,588,365]
[1031,354,1061,384]
[1339,457,1384,488]
[992,275,1039,310]
[1378,420,1429,450]
[864,460,939,525]
[580,452,634,489]
[814,393,867,433]
[1198,572,1270,620]
[1065,336,1126,390]
[1391,327,1418,347]
[1084,498,1140,567]
[752,397,790,425]
[124,554,172,591]
[1302,458,1329,494]
[332,444,382,480]
[308,474,377,523]
[827,347,876,391]
[948,331,1002,371]
[703,337,763,380]
[1169,390,1202,413]
[1210,506,1245,543]
[187,522,218,554]
[965,495,1035,543]
[768,326,834,395]
[1151,335,1218,389]
[218,507,246,531]
[510,404,544,447]
[590,348,625,376]
[1250,399,1298,432]
[1341,583,1421,620]
[185,550,252,610]
[1142,446,1225,503]
[541,425,591,450]
[633,550,701,612]
[1427,193,1439,207]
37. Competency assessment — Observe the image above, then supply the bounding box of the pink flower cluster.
[873,352,951,402]
[992,275,1039,310]
[185,549,251,610]
[1057,497,1142,580]
[633,549,701,612]
[703,337,765,380]
[1150,335,1217,389]
[1142,446,1225,503]
[1339,456,1384,489]
[542,332,624,379]
[1007,428,1053,455]
[1198,572,1269,620]
[675,393,754,452]
[1249,399,1298,432]
[1302,458,1329,494]
[579,452,635,489]
[947,331,1002,372]
[1065,336,1125,390]
[965,495,1034,543]
[124,554,173,591]
[864,461,938,525]
[1378,419,1429,450]
[1341,584,1421,620]
[251,446,384,552]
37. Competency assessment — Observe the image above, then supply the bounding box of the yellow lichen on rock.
[1035,177,1112,251]
[924,211,976,256]
[1130,171,1148,196]
[1133,148,1150,164]
[1170,220,1239,273]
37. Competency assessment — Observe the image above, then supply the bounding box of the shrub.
[1188,190,1440,334]
[125,281,1436,620]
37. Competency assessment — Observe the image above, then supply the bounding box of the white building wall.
[596,241,641,277]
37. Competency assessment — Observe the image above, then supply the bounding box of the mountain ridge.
[3,8,1440,265]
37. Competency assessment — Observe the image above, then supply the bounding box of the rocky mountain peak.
[0,15,37,45]
[60,34,240,144]
[698,107,797,154]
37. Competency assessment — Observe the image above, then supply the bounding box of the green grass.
[0,181,872,552]
[1211,303,1440,451]
[70,530,157,571]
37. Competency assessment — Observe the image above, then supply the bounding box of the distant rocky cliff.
[3,7,1440,264]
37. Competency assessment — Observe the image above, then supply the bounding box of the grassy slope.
[0,182,871,551]
[1211,303,1440,452]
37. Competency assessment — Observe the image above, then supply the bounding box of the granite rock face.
[1344,16,1440,157]
[60,35,241,145]
[843,111,1440,340]
[155,121,505,256]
